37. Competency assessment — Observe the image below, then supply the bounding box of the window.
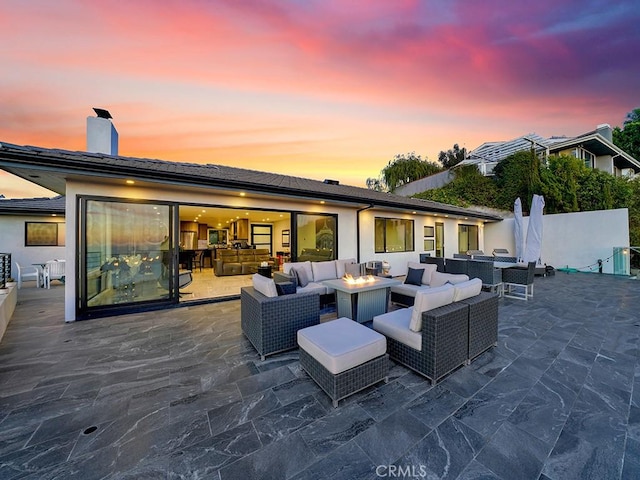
[375,217,414,253]
[571,147,595,168]
[458,224,479,254]
[423,225,435,251]
[294,214,337,261]
[25,222,61,246]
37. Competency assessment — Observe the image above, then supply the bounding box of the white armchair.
[43,260,66,289]
[16,262,40,289]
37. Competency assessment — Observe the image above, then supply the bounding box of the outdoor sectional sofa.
[273,258,361,306]
[241,273,320,360]
[390,262,470,307]
[373,278,499,384]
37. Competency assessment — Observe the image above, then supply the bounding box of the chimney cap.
[93,108,113,119]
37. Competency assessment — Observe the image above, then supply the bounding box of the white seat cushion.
[297,282,327,296]
[252,273,278,298]
[453,278,483,302]
[407,262,437,285]
[373,308,422,351]
[311,261,338,282]
[410,284,455,332]
[297,317,387,374]
[390,283,429,298]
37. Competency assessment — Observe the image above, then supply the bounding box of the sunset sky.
[1,0,639,198]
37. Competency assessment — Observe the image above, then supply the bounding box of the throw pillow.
[404,267,424,286]
[252,273,278,298]
[292,267,310,288]
[409,284,455,332]
[276,282,296,296]
[407,262,437,285]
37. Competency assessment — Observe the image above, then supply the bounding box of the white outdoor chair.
[16,262,41,289]
[43,260,66,289]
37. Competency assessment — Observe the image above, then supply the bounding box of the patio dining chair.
[16,262,40,289]
[467,260,503,296]
[445,258,469,275]
[502,261,536,301]
[43,260,65,289]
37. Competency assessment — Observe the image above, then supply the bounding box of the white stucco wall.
[358,209,485,277]
[0,215,66,279]
[483,208,629,274]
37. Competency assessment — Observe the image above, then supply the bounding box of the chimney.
[87,108,118,155]
[596,123,612,142]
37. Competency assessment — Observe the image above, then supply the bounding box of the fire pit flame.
[343,274,377,285]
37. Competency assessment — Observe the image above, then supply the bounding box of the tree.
[380,152,443,192]
[438,144,467,169]
[613,107,640,161]
[492,150,542,212]
[366,177,385,191]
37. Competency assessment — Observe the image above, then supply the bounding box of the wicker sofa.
[273,258,359,306]
[241,283,320,360]
[373,279,499,384]
[390,262,470,307]
[214,248,275,276]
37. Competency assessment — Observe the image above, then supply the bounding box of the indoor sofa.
[214,248,275,276]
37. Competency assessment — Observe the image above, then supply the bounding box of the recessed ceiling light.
[320,201,325,204]
[240,192,246,197]
[126,180,135,184]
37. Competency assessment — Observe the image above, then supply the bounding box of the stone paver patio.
[1,272,639,479]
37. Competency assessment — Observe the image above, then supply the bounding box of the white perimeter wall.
[483,208,629,274]
[0,215,66,278]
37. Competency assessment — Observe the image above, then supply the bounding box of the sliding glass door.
[79,197,177,317]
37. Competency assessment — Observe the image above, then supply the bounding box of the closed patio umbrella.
[524,194,545,264]
[514,197,524,262]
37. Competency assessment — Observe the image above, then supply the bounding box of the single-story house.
[0,116,504,321]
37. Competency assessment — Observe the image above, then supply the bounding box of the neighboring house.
[0,114,503,321]
[456,124,640,177]
[0,196,66,279]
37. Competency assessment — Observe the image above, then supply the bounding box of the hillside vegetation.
[413,151,640,245]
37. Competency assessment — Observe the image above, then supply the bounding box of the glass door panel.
[80,199,176,315]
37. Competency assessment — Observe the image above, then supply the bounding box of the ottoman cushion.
[297,317,386,375]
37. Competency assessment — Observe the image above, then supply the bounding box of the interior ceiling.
[179,205,290,229]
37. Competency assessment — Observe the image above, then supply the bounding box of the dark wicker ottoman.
[298,318,389,407]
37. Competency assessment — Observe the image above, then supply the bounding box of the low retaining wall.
[0,284,18,343]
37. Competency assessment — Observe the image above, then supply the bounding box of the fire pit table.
[322,276,401,323]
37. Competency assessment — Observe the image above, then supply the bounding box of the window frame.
[375,217,415,253]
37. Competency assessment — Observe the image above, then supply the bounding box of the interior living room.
[175,205,292,302]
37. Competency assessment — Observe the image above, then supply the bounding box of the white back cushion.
[407,262,437,285]
[453,278,483,302]
[335,258,357,278]
[252,273,278,298]
[312,260,338,282]
[429,271,470,288]
[409,284,455,332]
[284,261,312,281]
